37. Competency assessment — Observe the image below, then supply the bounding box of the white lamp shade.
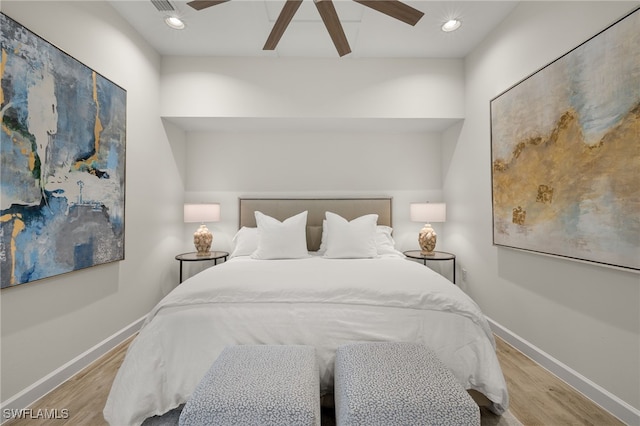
[184,203,220,223]
[410,203,446,223]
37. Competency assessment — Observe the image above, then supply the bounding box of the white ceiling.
[109,0,519,58]
[110,0,519,132]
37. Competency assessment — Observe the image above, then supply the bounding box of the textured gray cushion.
[179,345,321,426]
[334,342,480,426]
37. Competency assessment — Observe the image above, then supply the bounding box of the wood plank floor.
[4,335,624,426]
[493,337,624,426]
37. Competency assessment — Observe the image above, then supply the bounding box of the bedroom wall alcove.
[160,57,465,261]
[179,127,451,259]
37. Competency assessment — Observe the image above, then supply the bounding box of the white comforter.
[104,256,509,425]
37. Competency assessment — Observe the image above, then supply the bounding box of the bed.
[103,198,509,426]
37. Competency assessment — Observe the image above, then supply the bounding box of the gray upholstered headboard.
[238,198,392,251]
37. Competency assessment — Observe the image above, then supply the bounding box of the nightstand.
[175,251,229,283]
[403,250,456,284]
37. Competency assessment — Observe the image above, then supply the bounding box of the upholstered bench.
[179,345,321,426]
[334,342,480,426]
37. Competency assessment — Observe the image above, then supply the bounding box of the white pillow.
[230,227,258,258]
[375,225,404,257]
[251,211,309,259]
[323,212,378,259]
[317,220,328,254]
[318,222,400,256]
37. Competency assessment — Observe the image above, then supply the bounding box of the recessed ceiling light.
[165,16,185,30]
[441,19,461,32]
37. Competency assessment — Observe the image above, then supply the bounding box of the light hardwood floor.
[4,335,624,426]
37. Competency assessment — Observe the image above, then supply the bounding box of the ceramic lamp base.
[418,223,437,256]
[193,224,213,255]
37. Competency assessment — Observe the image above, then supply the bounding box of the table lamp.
[410,203,446,256]
[184,203,220,256]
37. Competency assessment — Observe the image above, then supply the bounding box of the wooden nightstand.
[403,250,456,284]
[175,251,229,283]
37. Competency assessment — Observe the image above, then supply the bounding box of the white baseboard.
[0,316,145,424]
[487,317,640,426]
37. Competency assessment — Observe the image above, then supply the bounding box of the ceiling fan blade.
[263,0,303,50]
[314,0,351,57]
[353,0,424,26]
[187,0,230,11]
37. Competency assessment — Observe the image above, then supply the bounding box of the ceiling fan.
[186,0,425,57]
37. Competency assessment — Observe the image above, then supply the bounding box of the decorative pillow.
[323,212,378,259]
[251,211,309,259]
[230,226,258,257]
[375,225,404,257]
[318,222,401,256]
[317,221,329,254]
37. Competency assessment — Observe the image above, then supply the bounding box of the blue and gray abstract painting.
[1,13,126,287]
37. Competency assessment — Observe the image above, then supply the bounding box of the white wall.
[161,57,465,120]
[445,1,639,417]
[0,1,186,402]
[182,131,446,261]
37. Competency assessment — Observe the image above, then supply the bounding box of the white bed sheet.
[104,256,508,425]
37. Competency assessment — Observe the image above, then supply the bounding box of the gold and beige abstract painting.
[490,8,639,271]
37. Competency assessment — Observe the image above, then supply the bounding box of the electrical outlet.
[461,268,468,282]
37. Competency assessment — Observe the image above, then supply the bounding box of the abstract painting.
[1,13,126,288]
[490,8,639,271]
